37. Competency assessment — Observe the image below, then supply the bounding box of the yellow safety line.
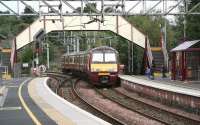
[18,79,42,125]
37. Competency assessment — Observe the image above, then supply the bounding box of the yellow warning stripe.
[151,47,162,51]
[18,79,42,125]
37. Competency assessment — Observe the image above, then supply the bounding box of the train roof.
[90,46,118,53]
[62,46,118,57]
[62,51,87,57]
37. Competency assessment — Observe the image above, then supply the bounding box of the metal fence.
[186,52,200,81]
[0,66,9,80]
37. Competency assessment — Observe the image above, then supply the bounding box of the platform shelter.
[171,40,200,81]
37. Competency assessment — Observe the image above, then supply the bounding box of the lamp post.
[46,43,49,69]
[43,43,49,69]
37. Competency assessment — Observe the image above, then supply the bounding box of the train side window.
[75,56,78,64]
[77,56,79,64]
[76,56,78,64]
[65,57,68,64]
[74,56,76,64]
[85,55,87,63]
[67,56,69,64]
[79,55,81,64]
[72,56,74,64]
[79,56,81,64]
[69,56,72,64]
[81,56,83,64]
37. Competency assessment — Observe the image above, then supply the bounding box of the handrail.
[0,66,8,75]
[162,46,169,71]
[161,39,169,71]
[146,37,153,67]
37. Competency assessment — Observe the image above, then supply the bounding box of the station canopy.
[171,40,200,52]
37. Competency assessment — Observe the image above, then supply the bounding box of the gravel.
[77,81,164,125]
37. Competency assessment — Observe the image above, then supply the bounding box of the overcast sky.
[0,1,180,13]
[0,1,181,23]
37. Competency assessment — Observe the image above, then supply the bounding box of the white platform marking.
[0,106,22,111]
[0,88,8,107]
[6,85,19,88]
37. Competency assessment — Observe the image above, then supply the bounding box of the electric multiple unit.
[61,46,119,86]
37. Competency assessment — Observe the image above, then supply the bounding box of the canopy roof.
[171,40,200,52]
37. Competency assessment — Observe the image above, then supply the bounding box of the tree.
[74,3,97,14]
[126,16,175,49]
[104,7,115,13]
[20,46,33,63]
[175,0,200,42]
[83,3,97,13]
[186,1,200,40]
[0,16,24,38]
[0,11,9,14]
[73,7,81,13]
[21,7,36,24]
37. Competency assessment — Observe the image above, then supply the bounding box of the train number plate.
[98,73,110,76]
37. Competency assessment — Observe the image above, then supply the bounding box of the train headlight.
[108,68,117,72]
[96,68,100,72]
[91,68,100,72]
[91,68,95,72]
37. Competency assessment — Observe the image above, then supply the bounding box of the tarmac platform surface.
[0,77,111,125]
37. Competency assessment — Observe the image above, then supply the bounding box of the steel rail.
[45,72,125,125]
[112,88,200,123]
[95,88,171,125]
[72,79,126,125]
[95,87,200,125]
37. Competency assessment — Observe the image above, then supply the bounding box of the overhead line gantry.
[0,0,199,17]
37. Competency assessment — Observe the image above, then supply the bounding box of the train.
[61,46,120,86]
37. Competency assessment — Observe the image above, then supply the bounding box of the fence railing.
[161,41,169,71]
[146,37,153,67]
[0,66,10,80]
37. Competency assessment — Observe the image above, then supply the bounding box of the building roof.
[171,40,200,52]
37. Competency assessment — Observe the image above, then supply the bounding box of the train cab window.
[92,53,104,63]
[105,53,116,62]
[74,56,77,64]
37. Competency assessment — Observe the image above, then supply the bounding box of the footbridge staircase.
[145,38,169,75]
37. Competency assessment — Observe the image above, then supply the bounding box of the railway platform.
[0,78,56,125]
[120,75,200,89]
[0,77,111,125]
[29,77,111,125]
[132,75,200,89]
[119,75,200,96]
[119,75,200,114]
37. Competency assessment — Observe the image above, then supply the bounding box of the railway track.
[44,72,200,125]
[45,72,125,125]
[95,88,200,125]
[72,79,126,125]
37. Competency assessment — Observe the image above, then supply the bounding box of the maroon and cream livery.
[61,46,120,86]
